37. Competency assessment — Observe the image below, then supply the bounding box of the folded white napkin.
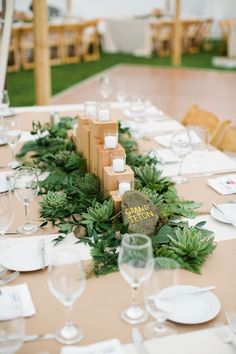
[0,283,36,320]
[61,339,124,354]
[152,148,179,164]
[208,174,236,195]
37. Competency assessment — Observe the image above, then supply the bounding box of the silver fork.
[0,271,20,286]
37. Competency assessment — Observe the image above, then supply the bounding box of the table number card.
[121,190,159,235]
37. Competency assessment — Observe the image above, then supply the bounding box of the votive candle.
[118,181,131,197]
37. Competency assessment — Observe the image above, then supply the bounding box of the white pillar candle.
[104,135,117,149]
[98,109,110,122]
[112,158,125,172]
[118,182,131,197]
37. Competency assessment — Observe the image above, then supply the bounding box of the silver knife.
[132,328,150,354]
[24,333,55,342]
[212,203,236,227]
[39,239,46,269]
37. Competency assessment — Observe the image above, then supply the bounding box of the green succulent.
[82,199,114,222]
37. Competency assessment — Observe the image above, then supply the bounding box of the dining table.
[1,104,236,354]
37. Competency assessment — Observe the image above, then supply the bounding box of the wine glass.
[98,75,113,100]
[48,247,86,344]
[5,118,21,169]
[14,167,39,235]
[144,257,179,339]
[171,130,191,184]
[188,125,209,172]
[0,190,14,251]
[0,317,25,354]
[0,90,9,145]
[118,233,154,324]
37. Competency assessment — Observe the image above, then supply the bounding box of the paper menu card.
[61,339,124,354]
[0,283,36,320]
[208,174,236,195]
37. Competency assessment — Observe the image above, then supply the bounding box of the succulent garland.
[17,117,216,275]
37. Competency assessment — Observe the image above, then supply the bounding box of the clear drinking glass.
[0,190,14,250]
[5,118,21,169]
[0,317,25,354]
[48,247,86,344]
[99,76,113,99]
[171,130,191,184]
[0,90,10,145]
[144,257,179,339]
[188,125,209,172]
[14,167,39,235]
[118,233,154,324]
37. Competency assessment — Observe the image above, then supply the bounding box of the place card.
[208,174,236,195]
[0,283,36,320]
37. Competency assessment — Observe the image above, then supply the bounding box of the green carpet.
[7,41,234,107]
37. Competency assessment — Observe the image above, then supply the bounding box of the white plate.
[210,203,236,224]
[3,108,16,117]
[159,285,221,324]
[0,238,48,272]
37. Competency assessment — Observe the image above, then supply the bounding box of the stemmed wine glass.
[118,233,154,324]
[0,190,14,251]
[0,90,10,145]
[48,247,86,344]
[14,167,39,235]
[171,130,191,184]
[5,117,21,169]
[144,257,179,339]
[99,75,113,100]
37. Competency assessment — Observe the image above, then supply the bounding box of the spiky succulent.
[82,199,114,222]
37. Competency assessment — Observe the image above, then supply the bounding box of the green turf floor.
[7,41,234,107]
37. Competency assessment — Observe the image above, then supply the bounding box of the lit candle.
[98,109,110,122]
[104,135,117,149]
[112,158,125,172]
[118,181,131,197]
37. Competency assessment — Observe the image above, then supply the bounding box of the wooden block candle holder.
[103,165,134,194]
[89,137,100,175]
[89,118,118,143]
[96,143,125,184]
[109,191,122,211]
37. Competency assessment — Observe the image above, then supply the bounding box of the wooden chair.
[181,105,220,134]
[80,19,100,62]
[19,25,35,70]
[211,123,236,153]
[219,18,236,54]
[61,23,82,64]
[48,24,64,65]
[195,18,213,51]
[181,19,202,53]
[181,105,233,150]
[7,27,20,72]
[150,20,173,57]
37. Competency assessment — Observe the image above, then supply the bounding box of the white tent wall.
[15,0,236,37]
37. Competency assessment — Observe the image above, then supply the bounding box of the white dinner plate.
[158,285,221,324]
[210,203,236,224]
[0,238,48,272]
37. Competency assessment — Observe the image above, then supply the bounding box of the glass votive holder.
[104,131,118,149]
[84,101,97,118]
[117,179,132,197]
[111,152,126,173]
[97,102,111,122]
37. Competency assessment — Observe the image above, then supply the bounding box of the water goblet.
[14,167,39,235]
[118,233,154,324]
[188,125,209,172]
[171,130,191,184]
[0,90,10,145]
[0,190,14,251]
[0,317,25,354]
[144,257,179,339]
[99,75,113,100]
[5,118,21,169]
[48,247,86,344]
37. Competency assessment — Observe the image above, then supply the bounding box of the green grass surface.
[7,41,234,107]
